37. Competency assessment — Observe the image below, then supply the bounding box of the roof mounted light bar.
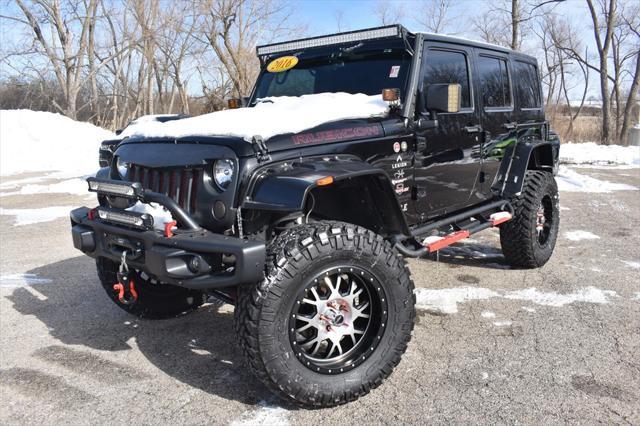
[256,25,404,56]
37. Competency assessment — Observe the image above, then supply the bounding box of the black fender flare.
[497,138,559,197]
[242,156,410,237]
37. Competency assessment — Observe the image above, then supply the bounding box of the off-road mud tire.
[500,170,559,268]
[234,221,415,408]
[96,257,206,319]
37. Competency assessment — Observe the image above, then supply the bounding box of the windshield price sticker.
[389,65,400,78]
[267,56,299,73]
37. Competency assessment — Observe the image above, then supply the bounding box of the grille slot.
[128,165,200,214]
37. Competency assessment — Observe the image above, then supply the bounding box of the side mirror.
[425,83,461,113]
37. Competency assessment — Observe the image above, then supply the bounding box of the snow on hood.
[120,93,389,141]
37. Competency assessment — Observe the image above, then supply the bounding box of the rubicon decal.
[292,125,382,145]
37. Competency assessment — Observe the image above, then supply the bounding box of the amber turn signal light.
[227,98,242,109]
[316,176,334,186]
[382,88,400,102]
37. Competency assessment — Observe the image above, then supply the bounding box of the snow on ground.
[564,230,600,241]
[414,286,617,314]
[560,142,640,166]
[0,178,90,198]
[230,401,289,426]
[620,260,640,269]
[0,273,53,288]
[0,109,113,176]
[556,166,637,192]
[0,206,77,226]
[121,93,388,141]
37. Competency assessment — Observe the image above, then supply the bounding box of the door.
[474,51,516,198]
[414,44,483,221]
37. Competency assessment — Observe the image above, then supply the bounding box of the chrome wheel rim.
[289,266,387,374]
[536,195,554,245]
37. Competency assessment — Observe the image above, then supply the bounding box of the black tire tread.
[500,170,559,268]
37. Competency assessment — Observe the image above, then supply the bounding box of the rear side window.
[477,55,511,108]
[422,49,472,109]
[513,61,541,108]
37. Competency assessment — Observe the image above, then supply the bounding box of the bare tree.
[585,0,616,145]
[333,9,348,32]
[414,0,458,34]
[196,0,301,98]
[372,0,404,26]
[13,0,101,118]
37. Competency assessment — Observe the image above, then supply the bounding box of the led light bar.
[97,207,153,230]
[87,177,142,199]
[256,25,402,56]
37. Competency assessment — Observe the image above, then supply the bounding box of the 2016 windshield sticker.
[389,65,400,78]
[267,56,298,73]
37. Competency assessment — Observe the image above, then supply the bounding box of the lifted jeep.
[70,25,560,407]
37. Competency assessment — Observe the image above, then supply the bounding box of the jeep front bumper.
[70,206,265,290]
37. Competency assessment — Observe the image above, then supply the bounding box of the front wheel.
[235,222,415,408]
[96,257,206,319]
[500,170,560,268]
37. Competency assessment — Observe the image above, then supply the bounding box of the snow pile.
[414,286,618,314]
[0,109,113,176]
[564,230,600,241]
[560,142,640,166]
[127,201,174,231]
[556,166,637,192]
[121,93,388,140]
[0,206,78,226]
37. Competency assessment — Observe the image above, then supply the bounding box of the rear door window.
[513,61,541,108]
[422,49,472,109]
[477,55,511,108]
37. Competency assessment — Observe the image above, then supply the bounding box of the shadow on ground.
[418,242,512,270]
[5,255,293,409]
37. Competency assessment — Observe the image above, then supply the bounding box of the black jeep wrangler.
[70,25,560,407]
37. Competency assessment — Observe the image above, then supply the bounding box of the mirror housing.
[425,83,461,113]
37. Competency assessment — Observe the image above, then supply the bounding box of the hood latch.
[251,135,271,163]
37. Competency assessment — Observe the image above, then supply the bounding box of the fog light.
[188,256,201,273]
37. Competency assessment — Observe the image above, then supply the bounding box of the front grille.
[128,164,200,214]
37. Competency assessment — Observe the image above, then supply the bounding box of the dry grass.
[550,114,602,143]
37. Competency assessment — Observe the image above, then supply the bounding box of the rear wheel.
[96,257,206,319]
[235,221,415,408]
[500,170,560,268]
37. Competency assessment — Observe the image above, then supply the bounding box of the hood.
[120,93,389,142]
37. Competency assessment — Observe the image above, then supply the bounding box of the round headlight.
[116,157,130,178]
[213,159,234,190]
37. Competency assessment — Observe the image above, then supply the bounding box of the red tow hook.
[164,221,177,238]
[113,279,138,305]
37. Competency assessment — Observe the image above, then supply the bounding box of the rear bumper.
[70,207,265,290]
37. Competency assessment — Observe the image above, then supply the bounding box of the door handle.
[464,125,482,133]
[503,122,518,130]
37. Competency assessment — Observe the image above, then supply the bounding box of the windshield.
[253,49,411,102]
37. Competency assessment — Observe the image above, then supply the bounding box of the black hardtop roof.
[256,24,537,63]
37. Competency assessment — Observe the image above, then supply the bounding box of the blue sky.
[0,0,600,99]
